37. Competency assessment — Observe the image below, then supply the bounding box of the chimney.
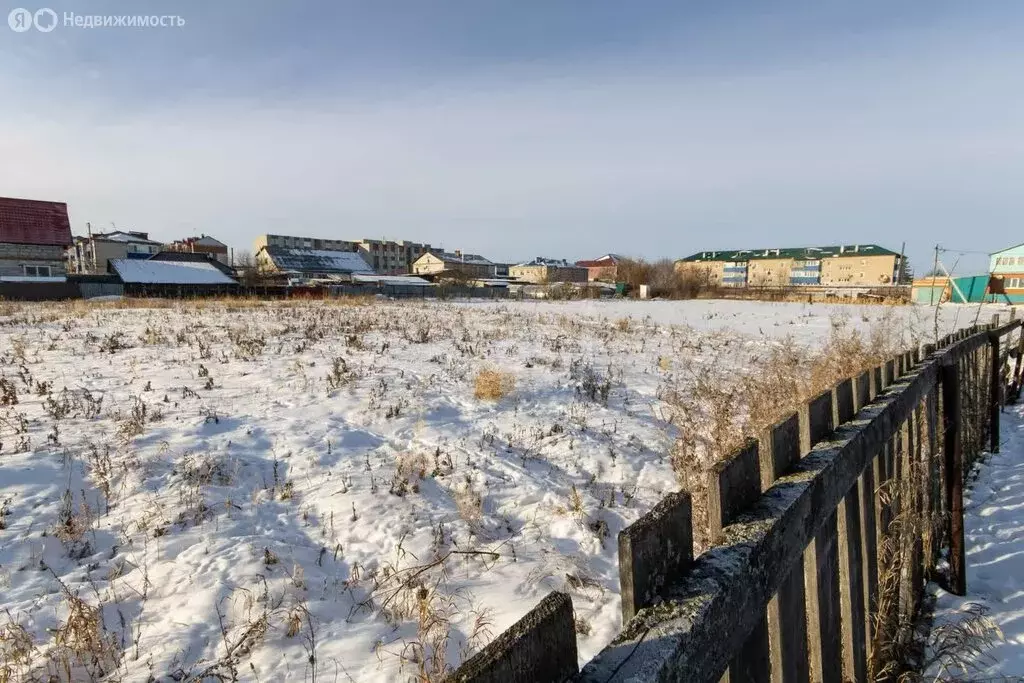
[840,245,845,254]
[854,244,859,253]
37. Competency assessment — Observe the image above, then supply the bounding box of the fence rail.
[449,313,1024,683]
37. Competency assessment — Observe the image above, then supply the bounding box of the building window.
[24,265,51,277]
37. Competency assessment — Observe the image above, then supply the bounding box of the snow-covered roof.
[188,235,227,247]
[428,251,493,266]
[514,257,584,268]
[352,274,433,286]
[0,276,67,283]
[99,231,160,245]
[110,259,237,285]
[262,246,374,274]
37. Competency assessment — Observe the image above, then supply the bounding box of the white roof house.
[109,259,237,285]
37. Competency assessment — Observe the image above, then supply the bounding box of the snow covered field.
[0,298,1009,682]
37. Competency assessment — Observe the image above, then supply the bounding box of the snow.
[928,399,1024,677]
[110,258,237,285]
[102,231,160,244]
[351,274,433,286]
[264,247,374,275]
[0,299,1009,682]
[0,276,67,282]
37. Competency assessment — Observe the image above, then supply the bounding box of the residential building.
[253,233,358,254]
[509,258,589,284]
[66,231,163,274]
[990,243,1024,303]
[354,239,433,274]
[675,245,901,288]
[254,245,373,280]
[165,235,230,264]
[252,234,432,274]
[0,196,73,278]
[412,250,506,279]
[575,254,622,282]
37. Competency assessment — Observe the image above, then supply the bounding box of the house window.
[24,265,51,277]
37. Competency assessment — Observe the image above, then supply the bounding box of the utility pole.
[931,244,940,305]
[898,241,907,285]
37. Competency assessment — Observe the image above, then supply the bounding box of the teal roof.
[677,244,899,263]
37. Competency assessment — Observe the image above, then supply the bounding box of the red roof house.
[575,254,622,282]
[0,197,73,278]
[0,197,73,246]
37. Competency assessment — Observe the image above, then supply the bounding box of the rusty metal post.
[941,357,966,596]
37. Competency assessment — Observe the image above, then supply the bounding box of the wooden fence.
[449,313,1024,683]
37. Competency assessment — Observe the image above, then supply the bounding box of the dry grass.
[473,368,515,400]
[668,312,905,548]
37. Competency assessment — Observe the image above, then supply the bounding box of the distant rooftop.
[678,244,899,263]
[428,250,494,266]
[576,254,622,267]
[262,246,374,274]
[514,257,582,267]
[96,231,161,245]
[110,259,237,285]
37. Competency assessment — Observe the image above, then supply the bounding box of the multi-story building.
[412,250,505,279]
[253,234,358,253]
[165,235,230,264]
[66,230,163,274]
[509,258,589,284]
[354,239,432,274]
[0,196,73,278]
[251,234,432,274]
[676,245,902,288]
[990,243,1024,303]
[254,245,373,281]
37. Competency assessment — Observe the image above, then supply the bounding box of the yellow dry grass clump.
[473,368,515,400]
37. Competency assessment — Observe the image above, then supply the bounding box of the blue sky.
[1,1,1022,272]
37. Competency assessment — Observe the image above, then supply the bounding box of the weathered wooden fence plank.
[941,359,966,596]
[989,331,1001,453]
[858,461,878,658]
[578,362,940,683]
[838,483,867,682]
[760,414,800,492]
[618,492,694,622]
[449,592,577,683]
[709,439,771,683]
[834,379,855,425]
[762,416,809,683]
[709,439,761,540]
[805,512,843,683]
